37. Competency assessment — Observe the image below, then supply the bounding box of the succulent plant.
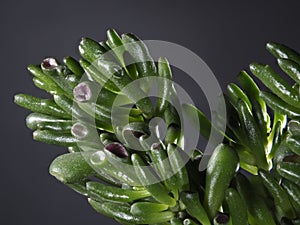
[15,29,300,225]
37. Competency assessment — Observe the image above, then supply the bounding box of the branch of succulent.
[14,29,300,225]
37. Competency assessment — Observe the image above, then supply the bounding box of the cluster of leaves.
[15,29,300,225]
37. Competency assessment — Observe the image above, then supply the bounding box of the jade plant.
[14,29,300,225]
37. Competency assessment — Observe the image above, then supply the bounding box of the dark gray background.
[1,0,300,224]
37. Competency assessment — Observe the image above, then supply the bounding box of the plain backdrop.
[1,0,300,224]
